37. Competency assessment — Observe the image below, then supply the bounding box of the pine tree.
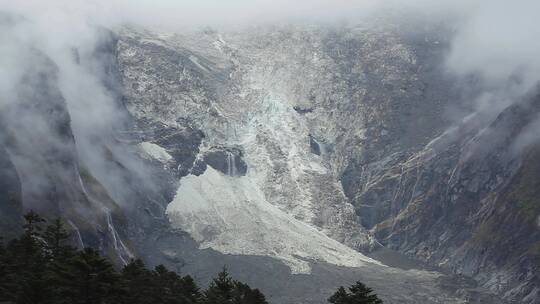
[23,210,47,237]
[348,282,382,304]
[328,281,383,304]
[120,259,160,304]
[0,212,274,304]
[0,237,8,300]
[154,264,201,304]
[232,281,268,304]
[43,219,78,303]
[43,218,74,262]
[4,211,50,303]
[179,275,203,304]
[203,267,235,304]
[203,267,268,304]
[328,286,349,304]
[53,248,119,304]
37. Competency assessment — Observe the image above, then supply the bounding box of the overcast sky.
[2,0,539,98]
[2,0,540,121]
[1,0,383,29]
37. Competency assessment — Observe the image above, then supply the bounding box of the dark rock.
[353,94,540,303]
[203,148,247,176]
[309,135,321,156]
[294,106,314,114]
[190,159,207,176]
[139,122,205,178]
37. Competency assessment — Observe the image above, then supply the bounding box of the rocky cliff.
[1,11,538,304]
[114,19,540,303]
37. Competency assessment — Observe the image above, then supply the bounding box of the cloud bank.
[1,0,381,30]
[1,0,540,195]
[446,0,540,106]
[4,0,537,92]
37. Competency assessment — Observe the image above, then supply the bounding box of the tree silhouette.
[328,281,383,304]
[53,248,119,304]
[0,212,270,304]
[203,268,268,304]
[43,218,74,262]
[4,211,50,303]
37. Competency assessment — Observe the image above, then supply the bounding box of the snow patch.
[166,167,383,274]
[139,142,173,163]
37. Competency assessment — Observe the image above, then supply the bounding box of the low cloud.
[446,0,540,104]
[1,0,540,196]
[1,0,381,30]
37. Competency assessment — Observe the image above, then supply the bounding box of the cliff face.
[0,18,134,265]
[111,21,507,303]
[1,12,539,304]
[115,17,458,263]
[358,95,540,302]
[114,21,538,303]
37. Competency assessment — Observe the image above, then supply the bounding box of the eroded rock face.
[0,20,137,266]
[2,11,537,303]
[114,20,510,303]
[117,25,386,267]
[203,148,247,177]
[350,96,540,303]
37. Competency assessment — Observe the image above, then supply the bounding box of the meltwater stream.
[226,151,237,177]
[68,220,85,249]
[103,207,134,265]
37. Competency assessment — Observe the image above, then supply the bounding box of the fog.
[2,0,382,29]
[3,0,539,98]
[1,0,539,209]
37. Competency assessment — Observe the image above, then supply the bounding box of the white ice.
[166,166,383,274]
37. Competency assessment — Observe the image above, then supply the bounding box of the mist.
[1,0,382,30]
[1,0,540,209]
[3,0,539,93]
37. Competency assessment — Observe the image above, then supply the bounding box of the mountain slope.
[114,22,507,303]
[1,12,538,304]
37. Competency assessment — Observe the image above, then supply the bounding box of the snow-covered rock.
[167,166,382,274]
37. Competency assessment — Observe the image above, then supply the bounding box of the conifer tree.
[54,248,118,304]
[179,274,203,304]
[120,259,160,304]
[328,281,383,304]
[203,268,268,304]
[328,286,349,304]
[23,210,46,237]
[151,264,200,304]
[203,267,235,304]
[0,213,272,304]
[5,211,50,303]
[0,237,7,299]
[232,281,268,304]
[43,218,74,262]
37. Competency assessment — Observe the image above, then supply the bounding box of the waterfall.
[226,152,232,176]
[68,220,85,249]
[103,207,134,265]
[75,165,101,206]
[226,151,237,177]
[75,165,91,199]
[76,167,134,264]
